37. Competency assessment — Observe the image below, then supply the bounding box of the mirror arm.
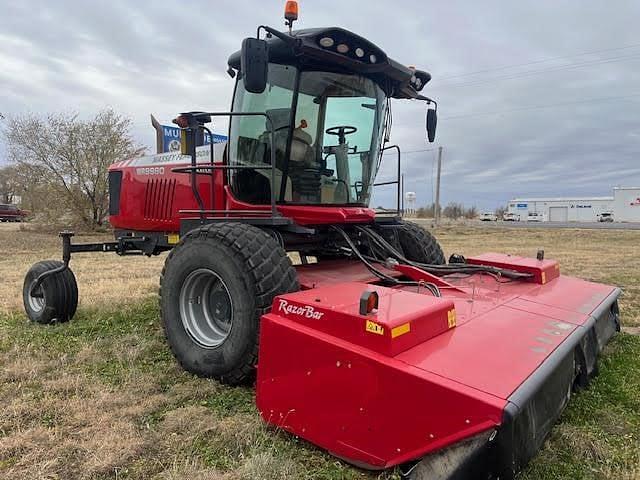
[257,25,302,48]
[420,96,438,110]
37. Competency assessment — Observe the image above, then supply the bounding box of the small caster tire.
[23,260,78,324]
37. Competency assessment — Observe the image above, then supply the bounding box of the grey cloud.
[1,0,639,209]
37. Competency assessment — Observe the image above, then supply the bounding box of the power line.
[438,42,640,81]
[382,148,438,155]
[436,52,640,89]
[441,92,640,121]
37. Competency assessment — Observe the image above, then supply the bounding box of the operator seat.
[261,108,314,171]
[263,108,320,202]
[235,108,316,204]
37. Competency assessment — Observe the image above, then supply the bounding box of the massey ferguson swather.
[23,3,621,478]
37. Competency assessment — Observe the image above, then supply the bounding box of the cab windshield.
[229,63,387,205]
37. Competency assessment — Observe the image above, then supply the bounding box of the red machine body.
[27,7,623,479]
[257,254,620,475]
[108,144,375,234]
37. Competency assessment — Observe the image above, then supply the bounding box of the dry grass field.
[1,222,639,479]
[0,223,166,315]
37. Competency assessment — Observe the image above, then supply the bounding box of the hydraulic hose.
[330,226,441,296]
[353,225,533,281]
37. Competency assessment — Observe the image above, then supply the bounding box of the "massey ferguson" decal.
[277,299,324,320]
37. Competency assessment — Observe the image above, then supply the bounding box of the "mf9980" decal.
[136,167,165,176]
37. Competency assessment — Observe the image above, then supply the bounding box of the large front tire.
[397,221,446,265]
[159,223,299,385]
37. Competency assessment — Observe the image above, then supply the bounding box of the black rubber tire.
[23,260,78,324]
[397,221,446,265]
[159,223,299,385]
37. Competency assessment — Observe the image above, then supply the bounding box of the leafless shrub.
[2,109,144,229]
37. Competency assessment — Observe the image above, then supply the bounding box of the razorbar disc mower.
[23,2,622,478]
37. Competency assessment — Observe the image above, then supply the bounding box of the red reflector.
[359,290,379,315]
[173,115,189,129]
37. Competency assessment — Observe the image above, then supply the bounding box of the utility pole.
[400,173,405,216]
[434,146,442,226]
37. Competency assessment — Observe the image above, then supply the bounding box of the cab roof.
[227,27,431,100]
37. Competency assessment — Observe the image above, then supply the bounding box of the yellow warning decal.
[167,233,180,245]
[541,272,546,284]
[391,322,411,338]
[366,320,385,336]
[447,309,457,328]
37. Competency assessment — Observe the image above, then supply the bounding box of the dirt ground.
[1,223,639,479]
[2,222,638,326]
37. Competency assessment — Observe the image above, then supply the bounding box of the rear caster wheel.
[23,260,78,324]
[160,223,299,385]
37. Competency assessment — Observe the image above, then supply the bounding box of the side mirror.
[241,37,269,94]
[426,107,437,143]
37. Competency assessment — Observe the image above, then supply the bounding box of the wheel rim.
[28,285,45,313]
[179,268,233,348]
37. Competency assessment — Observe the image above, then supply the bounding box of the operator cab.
[226,25,436,209]
[228,61,386,206]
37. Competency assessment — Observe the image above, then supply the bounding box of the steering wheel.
[325,125,357,144]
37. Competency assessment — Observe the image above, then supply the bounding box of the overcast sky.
[1,0,639,209]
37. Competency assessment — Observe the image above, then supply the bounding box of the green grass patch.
[520,334,640,479]
[0,298,161,355]
[1,300,639,480]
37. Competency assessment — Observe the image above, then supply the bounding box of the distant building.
[613,187,640,222]
[506,187,640,222]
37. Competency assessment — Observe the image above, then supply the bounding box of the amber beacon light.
[285,1,299,31]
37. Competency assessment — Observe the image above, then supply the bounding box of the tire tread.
[23,260,78,324]
[159,223,298,385]
[397,221,446,265]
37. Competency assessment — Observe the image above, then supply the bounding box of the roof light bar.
[319,37,334,47]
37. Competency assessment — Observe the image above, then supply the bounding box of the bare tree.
[3,110,144,228]
[417,203,477,220]
[464,205,478,219]
[443,202,465,220]
[416,203,440,219]
[0,165,21,203]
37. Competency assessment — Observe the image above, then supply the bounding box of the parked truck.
[0,204,28,222]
